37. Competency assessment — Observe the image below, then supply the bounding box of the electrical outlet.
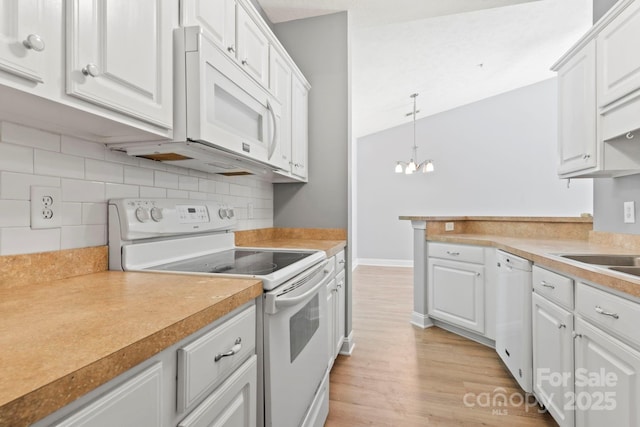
[445,222,454,231]
[624,201,635,224]
[31,186,61,229]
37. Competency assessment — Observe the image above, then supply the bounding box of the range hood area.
[107,25,307,184]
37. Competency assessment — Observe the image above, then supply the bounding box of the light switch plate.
[31,186,62,229]
[624,201,635,224]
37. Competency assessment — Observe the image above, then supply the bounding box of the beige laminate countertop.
[0,271,262,427]
[238,238,347,258]
[429,233,640,300]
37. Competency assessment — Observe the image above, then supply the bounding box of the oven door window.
[289,294,320,363]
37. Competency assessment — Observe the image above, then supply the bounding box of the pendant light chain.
[394,93,435,174]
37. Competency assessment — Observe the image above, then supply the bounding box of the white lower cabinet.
[532,292,574,427]
[178,356,257,427]
[53,363,163,427]
[327,250,346,369]
[427,243,486,335]
[32,302,257,427]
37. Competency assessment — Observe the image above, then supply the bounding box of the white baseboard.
[339,331,355,356]
[356,258,413,268]
[411,312,434,329]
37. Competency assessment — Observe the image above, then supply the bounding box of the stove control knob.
[135,207,151,223]
[150,207,163,222]
[227,208,235,218]
[218,208,228,219]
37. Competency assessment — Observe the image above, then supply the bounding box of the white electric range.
[108,198,331,427]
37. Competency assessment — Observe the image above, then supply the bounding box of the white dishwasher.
[495,250,533,393]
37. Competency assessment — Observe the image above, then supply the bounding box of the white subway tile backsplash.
[124,166,154,186]
[179,175,199,192]
[61,135,106,160]
[0,143,33,173]
[61,225,106,249]
[34,150,85,179]
[0,200,30,227]
[154,171,180,189]
[167,189,189,198]
[82,203,107,225]
[61,179,105,202]
[0,172,60,200]
[139,186,167,198]
[1,122,60,152]
[0,124,274,255]
[104,150,139,166]
[105,183,139,200]
[62,202,82,226]
[85,160,123,183]
[0,227,60,255]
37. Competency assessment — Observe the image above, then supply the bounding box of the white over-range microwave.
[112,26,282,176]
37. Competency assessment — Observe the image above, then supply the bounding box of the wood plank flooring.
[325,266,557,427]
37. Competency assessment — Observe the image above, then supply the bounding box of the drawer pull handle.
[214,337,242,362]
[338,259,346,264]
[541,281,555,289]
[573,332,582,339]
[594,306,619,319]
[558,323,566,329]
[446,251,460,256]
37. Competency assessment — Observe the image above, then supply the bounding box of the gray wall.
[594,176,640,233]
[593,0,619,23]
[273,13,349,229]
[357,78,593,263]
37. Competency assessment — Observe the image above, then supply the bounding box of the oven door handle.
[273,271,329,310]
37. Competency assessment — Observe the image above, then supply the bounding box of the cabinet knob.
[558,323,566,329]
[582,154,591,160]
[241,59,248,66]
[227,45,235,53]
[23,34,45,52]
[626,132,635,140]
[81,63,100,78]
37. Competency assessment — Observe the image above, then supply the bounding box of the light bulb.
[424,161,434,173]
[395,162,403,173]
[406,160,416,174]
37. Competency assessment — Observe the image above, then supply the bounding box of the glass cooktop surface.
[152,249,313,276]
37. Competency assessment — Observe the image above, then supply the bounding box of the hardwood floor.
[325,266,557,427]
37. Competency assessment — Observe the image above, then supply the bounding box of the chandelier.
[394,93,434,174]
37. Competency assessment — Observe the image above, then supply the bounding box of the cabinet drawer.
[177,305,256,412]
[532,266,574,309]
[178,355,257,427]
[428,242,484,264]
[576,282,640,349]
[335,250,346,273]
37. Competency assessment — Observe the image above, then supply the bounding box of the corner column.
[410,220,433,328]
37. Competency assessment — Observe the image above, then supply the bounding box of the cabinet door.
[427,258,484,334]
[326,278,336,368]
[66,0,172,129]
[597,0,640,107]
[0,0,48,83]
[269,46,292,171]
[291,75,309,180]
[236,5,269,87]
[335,270,346,358]
[54,363,162,427]
[532,293,574,427]
[178,356,257,427]
[181,0,236,57]
[557,40,597,176]
[574,318,640,426]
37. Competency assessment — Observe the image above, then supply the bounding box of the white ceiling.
[257,0,593,138]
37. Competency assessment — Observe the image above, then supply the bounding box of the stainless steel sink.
[559,254,640,266]
[608,266,640,277]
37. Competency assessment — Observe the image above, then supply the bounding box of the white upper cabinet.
[269,46,292,171]
[236,4,269,87]
[597,0,640,108]
[553,0,640,178]
[557,40,597,176]
[66,0,173,129]
[181,0,236,56]
[291,74,309,180]
[0,0,50,84]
